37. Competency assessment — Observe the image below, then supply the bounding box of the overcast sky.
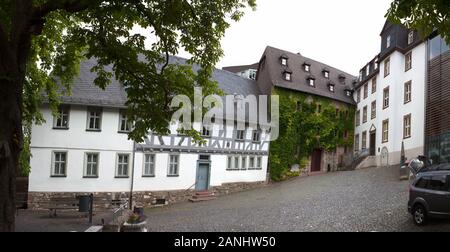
[199,0,394,76]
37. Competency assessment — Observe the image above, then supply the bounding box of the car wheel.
[412,205,427,226]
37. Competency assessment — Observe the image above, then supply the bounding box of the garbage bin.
[78,195,91,213]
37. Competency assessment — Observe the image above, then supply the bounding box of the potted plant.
[122,211,148,232]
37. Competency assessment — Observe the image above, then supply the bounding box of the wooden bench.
[44,197,79,217]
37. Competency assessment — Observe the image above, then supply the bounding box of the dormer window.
[338,74,346,83]
[307,76,315,87]
[387,35,391,48]
[328,83,335,92]
[280,54,289,66]
[303,63,311,72]
[283,70,292,81]
[408,31,414,45]
[346,90,352,97]
[323,69,330,79]
[366,66,370,76]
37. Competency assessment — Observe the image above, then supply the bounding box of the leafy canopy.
[386,0,450,44]
[0,0,256,140]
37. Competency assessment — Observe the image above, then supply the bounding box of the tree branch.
[32,0,100,18]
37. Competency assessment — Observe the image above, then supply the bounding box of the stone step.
[195,191,214,196]
[189,196,217,203]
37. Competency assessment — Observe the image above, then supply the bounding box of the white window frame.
[256,157,262,170]
[249,156,256,170]
[383,87,390,109]
[285,72,291,81]
[116,154,130,178]
[51,151,67,177]
[382,120,389,143]
[87,107,102,131]
[371,101,377,119]
[387,35,391,48]
[324,71,329,78]
[143,154,156,177]
[53,105,70,129]
[84,153,99,178]
[168,155,179,176]
[119,110,132,133]
[404,114,412,139]
[362,131,367,150]
[236,129,246,141]
[308,78,315,87]
[384,58,390,77]
[329,85,335,92]
[241,156,247,170]
[281,58,288,66]
[404,81,412,104]
[202,126,211,137]
[405,52,412,71]
[354,135,360,152]
[304,65,310,72]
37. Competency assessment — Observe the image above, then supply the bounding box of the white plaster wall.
[354,43,426,166]
[29,106,268,193]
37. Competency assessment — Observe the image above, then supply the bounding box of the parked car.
[408,162,450,226]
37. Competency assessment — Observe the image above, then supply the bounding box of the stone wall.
[28,181,268,210]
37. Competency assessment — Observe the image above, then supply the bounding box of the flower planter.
[122,220,148,232]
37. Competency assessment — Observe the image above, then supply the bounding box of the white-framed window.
[168,155,179,176]
[53,105,70,129]
[384,58,390,77]
[304,65,310,72]
[227,156,233,170]
[87,107,102,131]
[383,87,390,109]
[241,156,247,170]
[405,52,412,71]
[387,35,391,48]
[249,156,256,169]
[382,119,389,143]
[281,58,288,66]
[356,110,360,127]
[372,77,377,93]
[143,154,155,177]
[359,71,363,81]
[234,156,240,169]
[404,114,412,139]
[371,101,377,119]
[252,130,261,142]
[324,71,329,78]
[257,157,262,169]
[354,135,359,151]
[119,110,132,132]
[366,66,370,76]
[284,72,291,81]
[329,85,335,92]
[236,129,246,141]
[51,151,67,177]
[408,31,414,45]
[84,153,99,178]
[346,90,352,97]
[363,106,368,123]
[363,84,368,99]
[308,78,315,87]
[356,89,361,103]
[116,154,130,178]
[404,81,412,104]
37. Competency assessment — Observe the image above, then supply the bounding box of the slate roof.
[222,63,259,73]
[55,55,260,108]
[261,46,356,105]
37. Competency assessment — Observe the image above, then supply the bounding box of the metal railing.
[112,200,129,224]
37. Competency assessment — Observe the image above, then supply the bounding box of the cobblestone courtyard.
[145,166,450,232]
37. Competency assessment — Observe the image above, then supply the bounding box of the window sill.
[118,131,131,134]
[226,169,240,171]
[403,136,411,140]
[86,129,102,132]
[115,176,129,179]
[142,175,156,178]
[167,175,180,177]
[53,127,69,130]
[83,176,99,179]
[51,175,67,178]
[404,100,412,105]
[248,168,263,171]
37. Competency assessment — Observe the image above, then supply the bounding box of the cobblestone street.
[145,166,450,232]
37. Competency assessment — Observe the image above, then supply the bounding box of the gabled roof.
[260,46,356,105]
[54,56,260,108]
[380,20,395,35]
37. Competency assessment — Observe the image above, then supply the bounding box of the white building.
[354,21,427,168]
[28,57,270,207]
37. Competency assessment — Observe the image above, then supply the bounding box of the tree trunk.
[0,78,23,232]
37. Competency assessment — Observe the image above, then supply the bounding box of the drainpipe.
[129,141,136,210]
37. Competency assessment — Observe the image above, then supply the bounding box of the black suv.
[408,169,450,225]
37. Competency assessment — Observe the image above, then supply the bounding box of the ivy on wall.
[269,88,355,181]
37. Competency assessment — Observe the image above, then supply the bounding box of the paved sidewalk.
[15,210,112,232]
